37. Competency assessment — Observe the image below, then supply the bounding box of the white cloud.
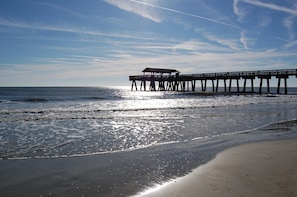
[257,14,271,28]
[2,41,296,86]
[233,0,243,21]
[172,39,232,53]
[173,40,201,52]
[239,31,248,49]
[283,15,296,40]
[284,40,297,49]
[241,0,297,16]
[173,18,192,31]
[104,0,162,23]
[233,0,296,43]
[282,4,297,41]
[233,0,240,16]
[0,17,162,42]
[203,34,240,51]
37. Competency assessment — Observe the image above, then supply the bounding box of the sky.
[0,0,297,87]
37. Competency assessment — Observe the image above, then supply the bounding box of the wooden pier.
[129,68,297,94]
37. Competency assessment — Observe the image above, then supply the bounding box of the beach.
[1,132,297,197]
[136,139,297,197]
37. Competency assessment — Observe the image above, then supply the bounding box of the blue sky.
[0,0,297,86]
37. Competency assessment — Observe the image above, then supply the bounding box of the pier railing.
[186,69,297,79]
[129,75,192,81]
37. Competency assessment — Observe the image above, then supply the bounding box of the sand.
[136,139,297,197]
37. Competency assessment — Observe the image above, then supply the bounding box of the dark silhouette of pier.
[129,68,297,94]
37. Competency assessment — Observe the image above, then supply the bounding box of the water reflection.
[1,87,297,159]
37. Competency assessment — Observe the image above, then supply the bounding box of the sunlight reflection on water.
[1,88,297,159]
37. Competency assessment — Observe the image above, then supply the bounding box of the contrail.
[128,0,290,43]
[128,0,240,29]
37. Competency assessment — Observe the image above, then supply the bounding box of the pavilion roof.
[142,67,180,74]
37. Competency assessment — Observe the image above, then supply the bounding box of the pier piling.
[277,75,289,94]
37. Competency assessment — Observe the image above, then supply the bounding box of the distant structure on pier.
[129,68,297,94]
[130,68,180,91]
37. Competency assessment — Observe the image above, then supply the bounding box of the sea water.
[1,87,297,196]
[0,87,297,160]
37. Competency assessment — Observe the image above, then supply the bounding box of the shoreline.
[0,119,296,197]
[135,139,297,197]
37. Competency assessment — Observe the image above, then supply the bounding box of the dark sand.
[0,141,218,197]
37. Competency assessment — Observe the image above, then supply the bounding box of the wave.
[1,101,297,123]
[20,98,49,103]
[2,118,297,161]
[2,96,122,104]
[82,96,110,100]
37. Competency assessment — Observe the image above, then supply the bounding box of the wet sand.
[1,120,297,197]
[0,141,217,197]
[136,139,297,197]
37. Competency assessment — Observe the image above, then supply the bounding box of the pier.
[129,68,297,94]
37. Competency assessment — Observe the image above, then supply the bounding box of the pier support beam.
[243,77,255,93]
[212,80,215,92]
[201,80,206,91]
[259,76,271,94]
[215,78,227,92]
[181,81,186,92]
[199,80,204,91]
[131,80,138,91]
[191,80,196,91]
[277,75,288,94]
[216,79,220,92]
[236,78,240,93]
[203,80,207,91]
[149,80,156,91]
[173,80,179,91]
[228,77,240,92]
[158,81,161,91]
[140,80,146,91]
[201,79,215,92]
[166,81,174,91]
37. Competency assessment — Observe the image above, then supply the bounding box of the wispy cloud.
[104,0,162,23]
[282,3,297,41]
[29,1,84,20]
[92,44,297,75]
[233,0,246,22]
[203,33,240,51]
[172,39,222,53]
[2,38,296,86]
[0,17,160,42]
[283,15,296,40]
[233,0,294,43]
[257,14,272,29]
[233,0,240,16]
[239,31,248,49]
[284,40,297,49]
[240,0,297,16]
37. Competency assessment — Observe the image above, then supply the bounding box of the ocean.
[0,87,297,196]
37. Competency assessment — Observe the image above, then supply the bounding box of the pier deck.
[129,68,297,94]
